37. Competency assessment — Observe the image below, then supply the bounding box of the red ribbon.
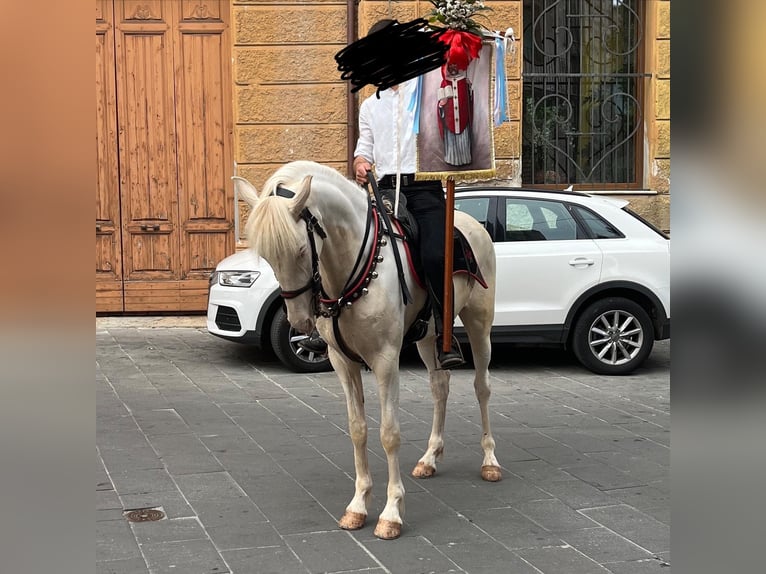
[439,30,483,70]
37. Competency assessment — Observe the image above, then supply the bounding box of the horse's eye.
[298,245,308,258]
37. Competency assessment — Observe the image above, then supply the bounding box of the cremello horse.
[234,160,501,540]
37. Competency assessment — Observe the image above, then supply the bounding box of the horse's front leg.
[333,355,372,531]
[412,335,449,479]
[371,355,405,540]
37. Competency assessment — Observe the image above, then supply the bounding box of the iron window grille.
[522,0,649,189]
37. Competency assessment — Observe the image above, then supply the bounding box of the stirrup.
[436,334,464,370]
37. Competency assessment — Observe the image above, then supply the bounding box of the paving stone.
[284,531,379,574]
[580,505,671,554]
[99,446,164,473]
[516,544,612,573]
[437,540,539,574]
[560,462,646,491]
[132,408,191,436]
[602,557,671,573]
[96,557,150,574]
[462,507,565,550]
[109,468,179,496]
[97,429,153,452]
[365,535,464,573]
[207,521,284,550]
[603,484,670,512]
[561,527,654,564]
[583,451,668,482]
[97,519,142,562]
[98,489,123,511]
[512,498,600,532]
[175,471,247,502]
[130,516,206,545]
[221,546,310,574]
[528,444,592,467]
[505,459,581,485]
[537,479,615,510]
[191,499,269,527]
[141,539,230,574]
[147,433,224,475]
[259,499,339,536]
[636,505,670,527]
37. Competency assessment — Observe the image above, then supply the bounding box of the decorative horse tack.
[234,161,502,540]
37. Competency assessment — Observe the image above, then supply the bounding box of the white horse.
[234,160,501,540]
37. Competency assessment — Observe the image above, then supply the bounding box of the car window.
[572,206,623,239]
[454,197,490,227]
[503,198,578,241]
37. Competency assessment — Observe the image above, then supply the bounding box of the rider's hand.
[353,158,372,185]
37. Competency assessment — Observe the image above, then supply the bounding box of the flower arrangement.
[427,0,491,34]
[428,0,492,70]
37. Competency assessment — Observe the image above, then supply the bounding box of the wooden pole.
[442,177,455,354]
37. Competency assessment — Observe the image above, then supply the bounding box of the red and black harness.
[276,181,407,364]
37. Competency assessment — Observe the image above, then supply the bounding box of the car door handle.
[569,257,595,267]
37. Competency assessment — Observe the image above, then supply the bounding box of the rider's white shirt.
[353,79,418,176]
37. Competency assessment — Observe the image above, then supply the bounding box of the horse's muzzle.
[289,316,315,335]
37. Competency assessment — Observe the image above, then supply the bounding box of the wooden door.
[96,0,123,311]
[96,0,233,313]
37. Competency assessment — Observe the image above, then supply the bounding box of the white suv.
[208,187,670,375]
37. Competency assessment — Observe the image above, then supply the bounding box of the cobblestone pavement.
[97,319,670,574]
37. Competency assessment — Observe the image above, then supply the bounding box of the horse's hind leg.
[461,305,502,482]
[333,356,372,530]
[412,334,450,479]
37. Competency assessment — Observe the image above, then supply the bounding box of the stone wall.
[231,1,349,188]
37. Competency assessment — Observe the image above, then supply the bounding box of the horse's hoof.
[338,511,366,530]
[411,461,436,479]
[481,465,503,482]
[374,519,402,540]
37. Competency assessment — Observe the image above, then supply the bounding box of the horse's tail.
[232,176,259,207]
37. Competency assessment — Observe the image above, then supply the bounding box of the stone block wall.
[231,0,349,245]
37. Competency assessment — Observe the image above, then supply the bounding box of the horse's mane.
[245,161,361,262]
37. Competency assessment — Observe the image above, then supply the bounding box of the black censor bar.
[335,19,447,96]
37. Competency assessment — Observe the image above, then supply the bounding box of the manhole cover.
[124,507,165,522]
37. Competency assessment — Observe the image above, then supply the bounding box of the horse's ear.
[289,175,313,218]
[232,176,259,207]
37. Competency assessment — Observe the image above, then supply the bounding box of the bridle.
[274,183,390,364]
[275,185,386,317]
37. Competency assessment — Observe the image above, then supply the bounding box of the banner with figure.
[416,42,495,180]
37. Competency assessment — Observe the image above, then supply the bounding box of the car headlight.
[214,270,261,288]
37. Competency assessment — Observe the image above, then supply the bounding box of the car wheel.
[572,297,654,375]
[269,307,332,373]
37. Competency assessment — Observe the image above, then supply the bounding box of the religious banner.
[416,0,496,179]
[416,42,494,179]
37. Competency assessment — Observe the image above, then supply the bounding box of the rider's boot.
[432,303,465,370]
[297,329,328,354]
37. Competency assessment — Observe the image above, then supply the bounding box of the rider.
[351,19,464,370]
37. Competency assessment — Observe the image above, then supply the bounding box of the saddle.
[377,187,488,346]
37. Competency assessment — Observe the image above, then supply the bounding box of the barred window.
[522,0,646,189]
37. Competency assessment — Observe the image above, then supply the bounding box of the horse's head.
[233,174,317,335]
